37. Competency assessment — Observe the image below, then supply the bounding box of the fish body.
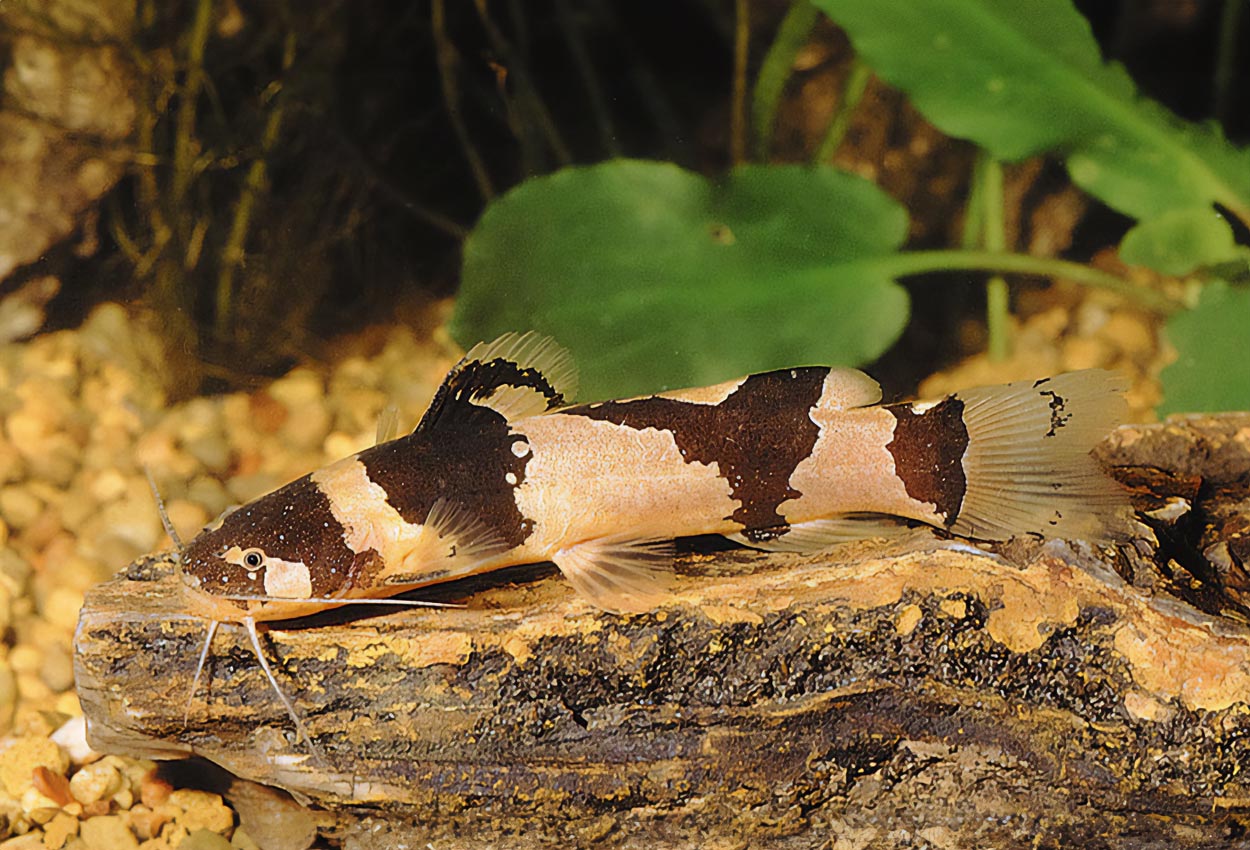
[177,333,1128,755]
[182,332,1128,620]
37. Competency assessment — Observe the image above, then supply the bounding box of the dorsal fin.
[417,332,578,432]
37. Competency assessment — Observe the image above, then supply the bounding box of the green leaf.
[1119,207,1244,276]
[453,159,910,401]
[811,0,1250,224]
[1159,280,1250,414]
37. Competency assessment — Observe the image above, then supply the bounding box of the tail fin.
[950,370,1130,543]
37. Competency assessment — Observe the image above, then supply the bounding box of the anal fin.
[727,514,923,553]
[551,535,674,614]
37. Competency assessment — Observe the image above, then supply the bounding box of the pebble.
[168,789,233,834]
[0,737,69,797]
[40,812,76,849]
[0,488,41,532]
[78,814,139,850]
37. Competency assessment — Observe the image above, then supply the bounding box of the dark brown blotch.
[565,368,828,539]
[359,416,534,550]
[885,397,968,525]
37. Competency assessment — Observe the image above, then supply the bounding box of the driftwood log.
[75,415,1250,848]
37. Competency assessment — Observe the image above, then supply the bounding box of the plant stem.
[1214,0,1244,124]
[815,57,870,162]
[731,0,750,165]
[866,250,1182,312]
[751,0,819,161]
[975,154,1011,361]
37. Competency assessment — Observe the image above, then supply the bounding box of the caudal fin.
[950,370,1130,543]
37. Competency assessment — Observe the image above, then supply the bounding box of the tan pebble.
[57,491,99,536]
[0,833,44,849]
[68,762,122,806]
[115,759,156,798]
[185,478,230,520]
[10,647,42,676]
[0,736,68,797]
[87,470,128,504]
[5,410,51,450]
[1103,310,1157,355]
[0,438,23,485]
[110,788,133,810]
[268,369,323,408]
[126,805,168,841]
[19,786,60,822]
[0,661,18,735]
[279,404,330,452]
[78,814,139,850]
[168,790,233,834]
[157,822,188,849]
[938,598,967,619]
[0,488,42,532]
[162,500,208,545]
[178,830,233,850]
[81,800,110,818]
[138,775,171,809]
[225,473,282,505]
[39,644,75,694]
[247,391,287,434]
[40,588,82,634]
[41,810,78,849]
[228,828,261,850]
[183,436,231,476]
[1061,336,1112,371]
[20,506,65,553]
[22,435,79,487]
[321,431,366,460]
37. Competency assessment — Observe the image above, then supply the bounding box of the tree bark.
[75,415,1250,849]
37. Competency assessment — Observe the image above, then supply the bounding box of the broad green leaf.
[1159,280,1250,414]
[1120,208,1244,276]
[812,0,1250,224]
[453,159,910,401]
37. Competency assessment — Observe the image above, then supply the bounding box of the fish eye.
[242,549,265,569]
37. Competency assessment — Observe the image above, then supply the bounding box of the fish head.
[179,474,375,622]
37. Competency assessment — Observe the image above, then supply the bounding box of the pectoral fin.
[384,498,509,585]
[551,535,674,614]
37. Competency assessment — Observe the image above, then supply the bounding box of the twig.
[815,57,869,162]
[215,32,296,341]
[751,0,819,161]
[473,0,572,167]
[555,0,620,156]
[432,0,495,201]
[730,0,750,165]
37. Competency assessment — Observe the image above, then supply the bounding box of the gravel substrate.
[0,303,458,849]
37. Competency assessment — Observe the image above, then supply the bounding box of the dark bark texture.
[76,415,1250,849]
